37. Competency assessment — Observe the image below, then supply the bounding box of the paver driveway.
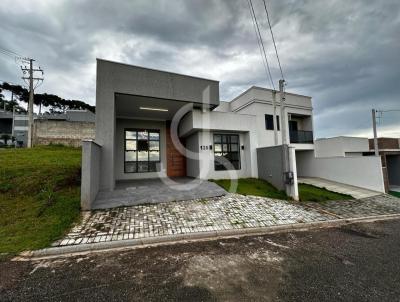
[52,193,400,248]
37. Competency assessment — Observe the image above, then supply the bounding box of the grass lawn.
[211,178,353,202]
[298,183,353,202]
[390,191,400,198]
[0,145,82,258]
[211,178,289,200]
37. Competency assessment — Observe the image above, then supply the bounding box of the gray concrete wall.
[33,120,95,147]
[387,155,400,186]
[96,59,219,191]
[81,140,101,210]
[257,145,285,190]
[296,150,385,192]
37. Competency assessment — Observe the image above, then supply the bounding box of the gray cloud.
[0,0,399,138]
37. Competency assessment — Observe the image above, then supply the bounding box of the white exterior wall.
[115,119,167,180]
[196,130,252,179]
[315,137,369,157]
[232,95,314,150]
[180,109,259,179]
[296,150,385,192]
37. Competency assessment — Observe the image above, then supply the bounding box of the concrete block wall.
[33,120,95,147]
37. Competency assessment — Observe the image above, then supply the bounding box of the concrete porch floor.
[93,177,227,210]
[298,177,382,199]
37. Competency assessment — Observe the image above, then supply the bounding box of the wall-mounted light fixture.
[241,145,244,150]
[139,107,168,112]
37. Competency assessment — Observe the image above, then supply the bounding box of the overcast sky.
[1,0,399,138]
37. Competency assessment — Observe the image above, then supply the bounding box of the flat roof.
[229,85,312,103]
[97,58,219,83]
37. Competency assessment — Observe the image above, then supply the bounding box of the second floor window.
[265,114,280,130]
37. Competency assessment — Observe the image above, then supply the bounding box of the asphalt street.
[1,219,400,301]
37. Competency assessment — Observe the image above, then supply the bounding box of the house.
[81,59,316,209]
[0,110,28,147]
[81,59,385,210]
[313,136,399,193]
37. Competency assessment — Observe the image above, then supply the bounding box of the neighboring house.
[81,59,385,209]
[368,138,400,192]
[0,110,28,147]
[314,136,400,193]
[0,110,13,144]
[34,110,95,147]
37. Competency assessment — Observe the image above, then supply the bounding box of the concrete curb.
[17,213,400,260]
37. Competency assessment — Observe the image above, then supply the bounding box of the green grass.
[298,183,353,202]
[211,178,289,200]
[389,191,400,198]
[0,145,82,258]
[211,178,353,202]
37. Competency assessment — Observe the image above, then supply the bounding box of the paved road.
[1,219,400,301]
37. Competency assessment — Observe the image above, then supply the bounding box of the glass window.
[213,134,240,171]
[137,151,148,161]
[126,140,136,151]
[125,151,136,161]
[149,132,159,140]
[149,141,159,150]
[125,162,137,173]
[149,151,160,161]
[126,131,137,139]
[265,114,280,130]
[138,130,148,140]
[124,129,160,173]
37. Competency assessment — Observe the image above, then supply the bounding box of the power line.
[247,0,275,90]
[247,0,270,86]
[0,47,24,62]
[262,0,284,80]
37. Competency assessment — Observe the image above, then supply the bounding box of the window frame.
[213,133,241,171]
[265,114,280,131]
[124,128,161,173]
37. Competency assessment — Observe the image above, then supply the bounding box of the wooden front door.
[166,128,186,177]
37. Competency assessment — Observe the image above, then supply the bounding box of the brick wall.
[369,138,400,150]
[33,120,95,147]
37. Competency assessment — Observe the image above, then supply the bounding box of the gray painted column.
[96,63,116,191]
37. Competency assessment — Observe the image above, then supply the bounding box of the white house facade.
[81,59,385,210]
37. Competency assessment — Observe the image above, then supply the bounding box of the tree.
[0,82,95,113]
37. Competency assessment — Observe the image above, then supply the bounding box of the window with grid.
[124,129,160,173]
[213,134,240,171]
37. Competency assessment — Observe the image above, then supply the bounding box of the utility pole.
[272,90,278,145]
[372,109,379,156]
[279,79,286,145]
[21,58,43,148]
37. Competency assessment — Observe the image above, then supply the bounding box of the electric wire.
[262,0,284,80]
[248,0,275,90]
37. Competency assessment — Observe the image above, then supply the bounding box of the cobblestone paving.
[53,194,332,247]
[53,194,400,247]
[308,194,400,218]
